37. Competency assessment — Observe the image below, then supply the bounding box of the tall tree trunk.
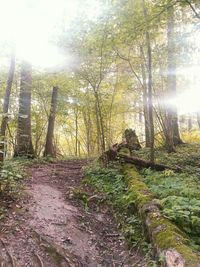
[78,141,81,157]
[95,99,101,154]
[140,51,150,147]
[94,90,106,153]
[75,109,78,157]
[167,6,183,146]
[14,61,34,157]
[0,49,15,162]
[44,86,58,157]
[142,0,154,162]
[197,113,200,129]
[188,116,192,131]
[83,110,91,156]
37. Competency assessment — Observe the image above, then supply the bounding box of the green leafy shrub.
[0,159,26,200]
[141,167,200,247]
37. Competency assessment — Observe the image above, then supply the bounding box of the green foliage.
[140,144,200,248]
[84,162,154,261]
[70,188,89,210]
[0,159,27,200]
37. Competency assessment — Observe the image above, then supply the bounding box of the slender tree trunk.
[142,0,154,162]
[0,49,15,161]
[94,90,106,153]
[167,6,183,146]
[44,86,58,157]
[188,116,192,131]
[14,61,34,157]
[166,115,176,153]
[78,141,81,157]
[146,39,154,162]
[95,100,101,154]
[83,110,91,156]
[75,110,78,157]
[197,113,200,129]
[140,52,150,147]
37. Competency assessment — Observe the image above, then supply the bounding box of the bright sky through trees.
[0,0,101,68]
[0,0,199,114]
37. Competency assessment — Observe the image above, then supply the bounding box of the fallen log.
[123,163,200,267]
[119,153,182,172]
[100,147,182,172]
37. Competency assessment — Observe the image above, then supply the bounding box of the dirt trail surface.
[0,160,146,267]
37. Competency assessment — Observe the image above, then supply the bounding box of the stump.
[124,129,141,152]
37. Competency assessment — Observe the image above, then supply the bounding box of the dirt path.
[0,160,146,267]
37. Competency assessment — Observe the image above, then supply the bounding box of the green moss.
[118,147,131,156]
[123,164,155,207]
[148,215,199,266]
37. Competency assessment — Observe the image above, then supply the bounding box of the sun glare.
[173,65,200,114]
[0,0,101,70]
[170,87,200,115]
[167,23,200,116]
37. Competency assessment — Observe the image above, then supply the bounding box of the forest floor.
[0,159,147,267]
[135,143,200,249]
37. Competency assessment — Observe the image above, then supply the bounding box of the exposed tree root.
[0,239,15,267]
[32,229,76,266]
[33,252,44,267]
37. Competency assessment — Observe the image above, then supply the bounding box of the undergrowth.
[84,162,156,266]
[136,143,200,250]
[141,168,200,250]
[135,143,200,175]
[0,158,28,217]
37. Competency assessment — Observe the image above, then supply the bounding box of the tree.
[140,47,151,147]
[166,6,183,147]
[14,61,34,157]
[142,0,155,162]
[44,86,58,157]
[0,48,15,161]
[197,113,200,129]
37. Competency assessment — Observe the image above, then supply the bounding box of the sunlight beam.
[0,0,102,69]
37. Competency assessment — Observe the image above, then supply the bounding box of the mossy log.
[123,163,200,267]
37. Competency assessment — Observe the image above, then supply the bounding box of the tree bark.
[0,49,15,162]
[188,116,192,131]
[83,110,92,156]
[167,6,183,147]
[14,61,34,157]
[140,50,151,147]
[94,90,106,153]
[75,109,78,157]
[197,113,200,129]
[142,0,155,162]
[44,86,58,157]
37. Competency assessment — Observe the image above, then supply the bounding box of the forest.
[0,0,199,266]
